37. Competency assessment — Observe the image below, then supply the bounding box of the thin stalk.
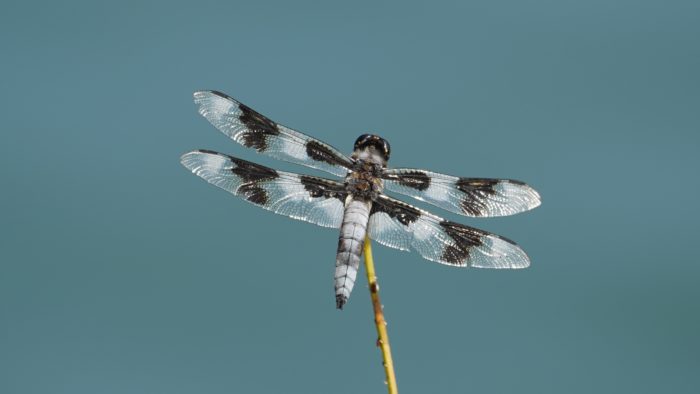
[363,235,399,394]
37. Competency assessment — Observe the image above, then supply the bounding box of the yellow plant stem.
[363,235,399,394]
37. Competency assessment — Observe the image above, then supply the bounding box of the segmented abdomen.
[335,197,371,309]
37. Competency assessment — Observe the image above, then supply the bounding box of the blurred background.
[1,1,698,393]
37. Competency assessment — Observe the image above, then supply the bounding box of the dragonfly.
[181,91,541,309]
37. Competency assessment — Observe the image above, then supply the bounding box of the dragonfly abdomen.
[335,197,371,309]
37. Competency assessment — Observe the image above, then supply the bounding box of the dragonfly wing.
[194,91,354,177]
[368,194,530,268]
[382,168,540,217]
[181,150,348,228]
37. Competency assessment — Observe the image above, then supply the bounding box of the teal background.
[2,1,698,393]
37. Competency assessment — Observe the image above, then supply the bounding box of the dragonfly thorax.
[345,160,384,200]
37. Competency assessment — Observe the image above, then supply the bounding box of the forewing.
[368,194,530,268]
[193,91,353,177]
[181,150,348,228]
[382,168,541,217]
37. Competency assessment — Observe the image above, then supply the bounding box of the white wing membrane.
[181,150,347,228]
[383,168,541,217]
[369,194,530,268]
[194,91,353,177]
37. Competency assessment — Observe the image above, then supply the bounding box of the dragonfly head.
[354,134,391,165]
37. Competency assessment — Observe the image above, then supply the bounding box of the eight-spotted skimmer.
[181,91,541,309]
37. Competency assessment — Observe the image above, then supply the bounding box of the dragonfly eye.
[354,134,391,160]
[354,134,372,150]
[381,139,391,160]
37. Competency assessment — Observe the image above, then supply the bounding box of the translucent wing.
[181,150,348,228]
[368,194,530,268]
[382,168,541,217]
[193,91,354,177]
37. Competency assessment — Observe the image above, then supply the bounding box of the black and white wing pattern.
[368,194,529,268]
[382,168,541,218]
[193,91,354,177]
[181,150,348,228]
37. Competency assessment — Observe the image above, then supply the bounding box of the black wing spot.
[299,175,346,201]
[305,140,349,168]
[456,178,499,217]
[238,183,268,205]
[372,198,420,226]
[237,103,280,151]
[228,157,279,206]
[230,158,279,183]
[439,221,485,265]
[395,171,431,191]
